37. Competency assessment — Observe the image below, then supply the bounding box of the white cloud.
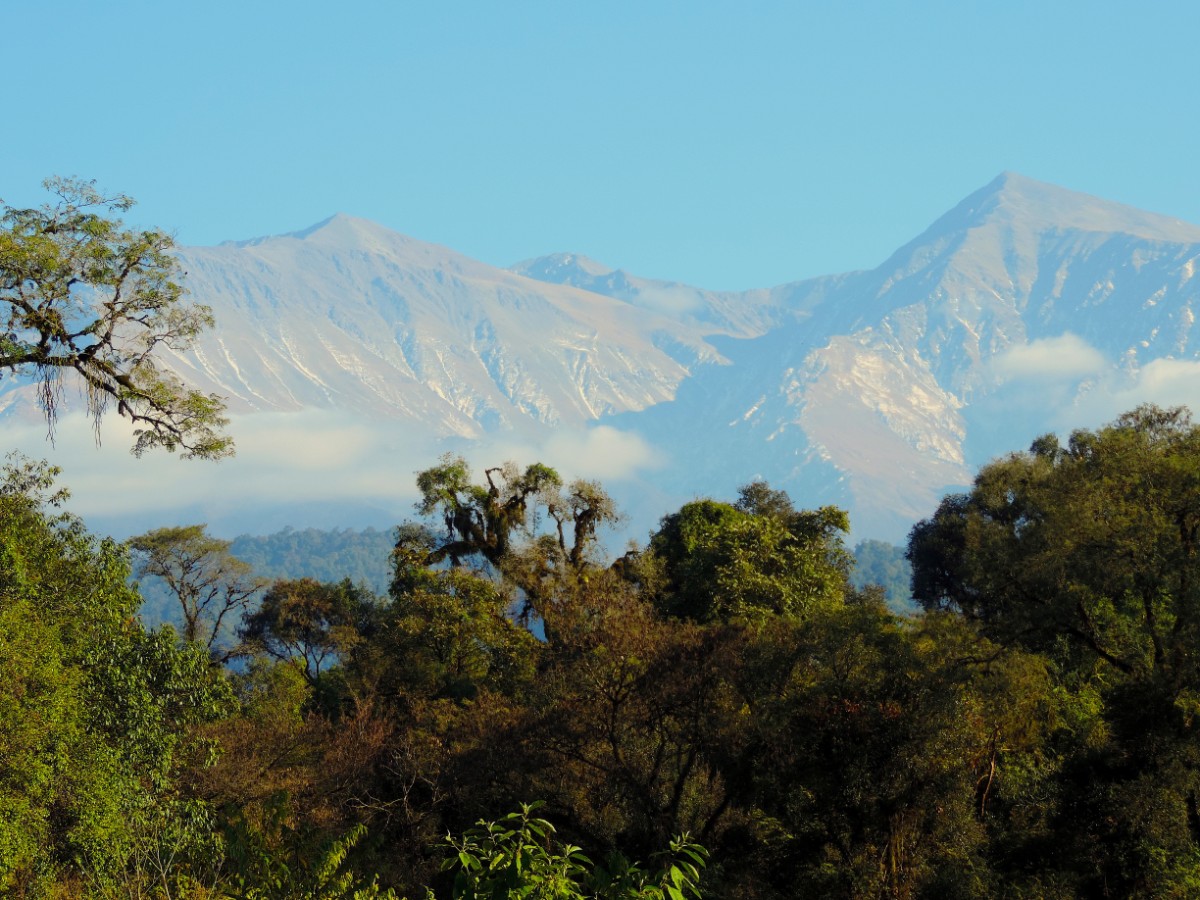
[1,409,664,537]
[4,410,429,528]
[540,425,664,481]
[992,333,1107,381]
[1069,357,1200,426]
[435,425,665,488]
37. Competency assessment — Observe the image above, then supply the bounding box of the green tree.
[0,456,232,895]
[727,605,994,899]
[131,524,265,661]
[908,404,1200,681]
[646,484,850,623]
[0,177,231,458]
[907,405,1200,895]
[240,578,378,685]
[379,542,537,702]
[521,578,739,859]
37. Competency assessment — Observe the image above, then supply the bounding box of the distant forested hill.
[137,526,396,628]
[850,539,915,614]
[229,526,395,595]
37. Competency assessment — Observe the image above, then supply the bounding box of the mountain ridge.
[7,172,1200,541]
[597,173,1200,535]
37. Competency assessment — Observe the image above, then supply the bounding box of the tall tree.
[415,454,562,568]
[410,456,619,625]
[908,405,1200,894]
[130,524,264,660]
[0,177,231,457]
[645,484,850,623]
[240,577,377,685]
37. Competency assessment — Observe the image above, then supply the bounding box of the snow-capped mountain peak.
[10,174,1200,541]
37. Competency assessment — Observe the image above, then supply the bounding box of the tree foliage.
[21,406,1200,897]
[909,404,1200,681]
[442,804,706,900]
[908,404,1200,894]
[414,455,618,574]
[646,484,850,623]
[415,455,564,569]
[240,578,377,685]
[130,524,265,661]
[0,457,231,895]
[0,177,232,458]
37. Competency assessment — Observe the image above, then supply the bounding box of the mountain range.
[6,173,1200,541]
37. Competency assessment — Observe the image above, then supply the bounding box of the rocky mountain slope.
[166,215,732,437]
[528,174,1200,535]
[7,173,1199,540]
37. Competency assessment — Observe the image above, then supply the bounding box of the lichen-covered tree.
[0,177,231,458]
[410,455,619,624]
[414,454,564,568]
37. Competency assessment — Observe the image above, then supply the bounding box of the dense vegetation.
[229,528,396,595]
[137,528,395,632]
[7,404,1200,897]
[142,530,904,629]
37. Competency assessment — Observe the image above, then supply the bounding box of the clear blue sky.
[6,1,1200,290]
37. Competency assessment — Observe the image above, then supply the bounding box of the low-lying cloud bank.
[1072,357,1200,424]
[989,331,1200,438]
[8,334,1198,544]
[992,333,1108,381]
[3,409,665,539]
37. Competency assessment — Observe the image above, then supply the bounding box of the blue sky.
[7,1,1200,290]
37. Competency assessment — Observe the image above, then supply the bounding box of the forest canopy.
[6,405,1200,897]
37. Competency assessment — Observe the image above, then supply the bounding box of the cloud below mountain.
[4,410,664,538]
[988,334,1200,434]
[1073,358,1200,427]
[993,333,1107,381]
[479,425,665,484]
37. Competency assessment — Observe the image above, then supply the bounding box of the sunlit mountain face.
[6,174,1200,541]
